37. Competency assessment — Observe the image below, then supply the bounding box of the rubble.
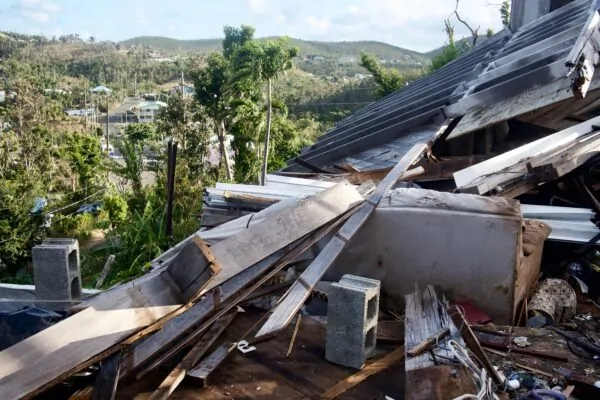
[4,2,600,399]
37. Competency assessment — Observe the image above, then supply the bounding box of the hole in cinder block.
[365,326,376,350]
[70,276,82,299]
[68,250,78,273]
[367,295,377,320]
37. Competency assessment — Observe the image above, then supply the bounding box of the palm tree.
[231,38,298,185]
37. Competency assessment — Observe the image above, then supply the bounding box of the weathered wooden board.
[0,272,182,399]
[169,181,365,301]
[405,285,475,400]
[149,311,237,400]
[321,345,405,399]
[255,143,427,339]
[186,343,235,386]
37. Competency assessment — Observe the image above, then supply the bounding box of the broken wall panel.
[453,115,600,194]
[323,188,524,324]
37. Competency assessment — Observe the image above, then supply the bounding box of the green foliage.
[359,53,406,98]
[429,21,461,73]
[125,122,156,143]
[501,0,511,27]
[62,132,103,191]
[103,192,128,225]
[50,213,95,242]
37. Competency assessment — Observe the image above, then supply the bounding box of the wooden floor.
[118,310,405,400]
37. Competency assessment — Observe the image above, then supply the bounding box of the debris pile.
[4,2,600,399]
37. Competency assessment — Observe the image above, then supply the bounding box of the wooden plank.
[0,271,182,400]
[447,76,600,140]
[176,181,365,301]
[91,351,122,400]
[254,143,427,340]
[406,328,450,357]
[186,342,235,386]
[149,311,237,400]
[121,211,355,380]
[320,345,405,400]
[453,115,600,194]
[167,236,221,301]
[95,255,115,289]
[405,285,476,400]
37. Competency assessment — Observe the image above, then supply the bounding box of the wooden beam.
[121,216,350,380]
[186,342,236,386]
[320,345,405,400]
[149,311,237,400]
[177,181,365,301]
[254,143,428,340]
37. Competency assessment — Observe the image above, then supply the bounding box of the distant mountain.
[119,36,431,64]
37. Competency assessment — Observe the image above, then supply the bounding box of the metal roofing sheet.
[282,32,511,172]
[284,0,598,172]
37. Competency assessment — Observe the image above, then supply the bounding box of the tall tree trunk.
[218,119,233,181]
[260,78,273,186]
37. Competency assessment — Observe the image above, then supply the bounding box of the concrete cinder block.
[32,239,82,301]
[325,274,380,369]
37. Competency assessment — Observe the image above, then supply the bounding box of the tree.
[222,25,255,59]
[231,38,299,185]
[62,132,103,193]
[430,20,460,72]
[359,53,406,98]
[193,52,234,180]
[125,122,156,143]
[500,0,511,27]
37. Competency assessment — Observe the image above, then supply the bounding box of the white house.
[135,100,167,123]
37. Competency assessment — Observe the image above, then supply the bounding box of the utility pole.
[105,96,109,155]
[165,140,178,237]
[180,70,185,100]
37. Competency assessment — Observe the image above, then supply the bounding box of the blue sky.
[0,0,505,52]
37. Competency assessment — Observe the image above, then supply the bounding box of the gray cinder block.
[326,274,380,369]
[32,239,82,301]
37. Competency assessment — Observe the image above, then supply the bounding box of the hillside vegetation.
[120,36,430,63]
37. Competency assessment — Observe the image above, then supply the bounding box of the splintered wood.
[0,181,365,399]
[404,285,477,400]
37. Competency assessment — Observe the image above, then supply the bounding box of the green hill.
[119,36,430,64]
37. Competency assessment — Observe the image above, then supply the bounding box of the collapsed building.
[2,0,600,399]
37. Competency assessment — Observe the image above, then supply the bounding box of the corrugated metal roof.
[283,0,597,172]
[283,32,511,172]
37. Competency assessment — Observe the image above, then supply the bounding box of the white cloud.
[306,16,331,35]
[275,13,286,24]
[259,0,504,52]
[347,5,359,14]
[15,0,60,24]
[23,10,49,23]
[248,0,267,14]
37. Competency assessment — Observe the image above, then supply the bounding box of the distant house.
[338,56,356,64]
[44,88,69,95]
[90,85,111,94]
[65,108,95,117]
[134,100,167,123]
[169,85,195,97]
